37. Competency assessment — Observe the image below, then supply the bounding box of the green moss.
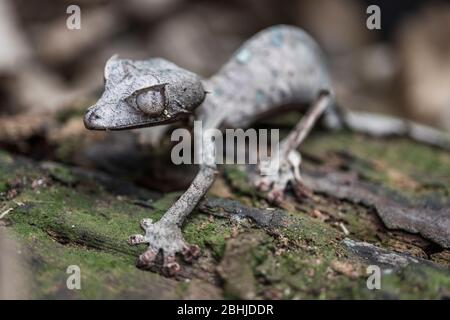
[251,236,346,299]
[0,181,8,193]
[223,166,255,196]
[303,132,450,196]
[377,266,450,299]
[305,132,450,175]
[327,264,450,299]
[12,224,184,299]
[219,230,269,299]
[46,164,79,185]
[251,219,346,299]
[0,153,46,191]
[183,213,233,260]
[0,158,208,298]
[2,131,449,300]
[8,186,150,257]
[253,239,450,299]
[0,150,13,164]
[54,137,82,163]
[220,155,450,299]
[283,213,341,249]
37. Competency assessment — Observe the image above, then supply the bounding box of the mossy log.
[0,129,449,299]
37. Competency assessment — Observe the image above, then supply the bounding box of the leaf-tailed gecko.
[84,25,450,275]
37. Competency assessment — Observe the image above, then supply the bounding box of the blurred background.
[0,0,449,169]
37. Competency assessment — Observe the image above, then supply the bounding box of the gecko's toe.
[128,234,147,245]
[267,188,284,205]
[182,244,201,262]
[163,255,181,276]
[256,178,272,192]
[249,172,273,192]
[294,182,313,199]
[140,218,153,229]
[131,219,199,275]
[137,248,158,268]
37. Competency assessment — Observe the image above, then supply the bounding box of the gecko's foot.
[128,218,200,276]
[250,150,311,205]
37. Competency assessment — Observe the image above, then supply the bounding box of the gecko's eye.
[129,84,167,115]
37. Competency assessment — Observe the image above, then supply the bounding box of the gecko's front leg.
[128,125,218,276]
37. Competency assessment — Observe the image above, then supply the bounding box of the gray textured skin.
[200,25,333,128]
[85,57,205,130]
[84,25,450,275]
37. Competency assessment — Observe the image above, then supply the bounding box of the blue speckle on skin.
[255,89,265,104]
[236,49,251,64]
[271,29,283,47]
[214,88,223,96]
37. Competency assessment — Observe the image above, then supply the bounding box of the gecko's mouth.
[84,106,189,131]
[98,117,185,131]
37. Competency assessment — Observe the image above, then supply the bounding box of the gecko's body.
[84,25,450,275]
[201,25,333,128]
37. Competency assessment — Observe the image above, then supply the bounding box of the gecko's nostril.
[84,106,102,129]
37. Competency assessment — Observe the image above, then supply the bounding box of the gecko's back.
[202,25,333,127]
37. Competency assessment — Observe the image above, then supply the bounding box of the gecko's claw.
[163,255,181,276]
[254,177,271,192]
[128,234,148,245]
[294,182,313,199]
[252,174,288,205]
[129,219,200,276]
[182,244,201,262]
[137,248,158,267]
[266,186,285,205]
[140,218,153,229]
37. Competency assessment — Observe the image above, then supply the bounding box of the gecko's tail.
[324,108,450,151]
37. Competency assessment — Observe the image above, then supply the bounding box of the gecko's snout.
[84,105,104,130]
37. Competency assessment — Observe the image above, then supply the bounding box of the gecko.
[83,25,450,275]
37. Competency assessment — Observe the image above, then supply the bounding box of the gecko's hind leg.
[250,148,311,204]
[251,92,332,204]
[128,218,200,276]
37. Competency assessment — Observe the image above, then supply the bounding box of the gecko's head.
[84,56,205,130]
